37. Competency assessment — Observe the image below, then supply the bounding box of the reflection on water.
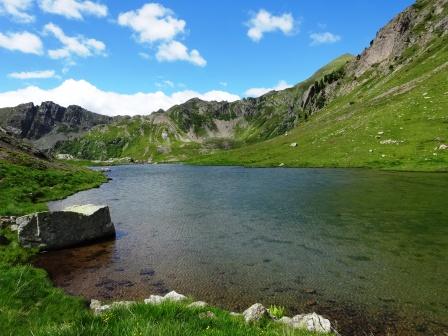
[35,165,448,335]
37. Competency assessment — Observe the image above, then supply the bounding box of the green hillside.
[190,35,448,171]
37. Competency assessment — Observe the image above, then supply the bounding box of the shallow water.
[35,165,448,335]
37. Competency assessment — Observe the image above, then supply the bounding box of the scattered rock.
[438,144,448,150]
[144,295,164,305]
[290,313,331,333]
[198,311,216,319]
[16,204,115,250]
[56,153,74,160]
[163,291,187,302]
[90,299,102,311]
[230,312,242,317]
[380,139,400,145]
[188,301,208,308]
[243,303,268,323]
[290,142,298,147]
[377,131,384,135]
[111,301,136,308]
[0,216,16,229]
[279,163,285,167]
[276,316,292,325]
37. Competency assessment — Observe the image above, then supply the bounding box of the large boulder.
[17,204,115,250]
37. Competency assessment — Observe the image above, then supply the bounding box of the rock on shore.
[17,204,115,250]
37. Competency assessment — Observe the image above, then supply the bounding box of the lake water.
[35,165,448,335]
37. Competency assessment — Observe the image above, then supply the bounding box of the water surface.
[35,165,448,335]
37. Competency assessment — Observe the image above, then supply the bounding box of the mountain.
[1,0,447,170]
[0,102,112,151]
[51,54,352,162]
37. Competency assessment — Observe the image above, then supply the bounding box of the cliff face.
[0,102,112,150]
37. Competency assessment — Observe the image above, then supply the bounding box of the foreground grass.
[0,230,318,336]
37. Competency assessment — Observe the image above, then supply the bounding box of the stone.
[90,299,102,311]
[17,204,115,250]
[188,301,208,308]
[230,312,242,317]
[111,301,136,308]
[144,295,164,305]
[198,311,216,319]
[163,291,187,302]
[243,303,268,323]
[279,163,285,167]
[290,142,298,147]
[56,154,74,160]
[438,144,448,150]
[291,313,331,333]
[276,316,292,325]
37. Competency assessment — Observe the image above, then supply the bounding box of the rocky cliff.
[0,102,113,151]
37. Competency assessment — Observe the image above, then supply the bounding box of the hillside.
[0,127,105,216]
[191,0,448,171]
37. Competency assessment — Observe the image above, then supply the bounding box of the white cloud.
[8,70,56,79]
[0,31,43,54]
[0,79,241,116]
[309,32,341,46]
[43,22,106,59]
[156,40,206,67]
[247,9,295,42]
[245,80,292,97]
[219,81,228,87]
[38,0,107,20]
[118,3,185,43]
[0,0,34,22]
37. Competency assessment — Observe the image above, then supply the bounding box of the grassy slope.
[0,145,107,216]
[190,36,448,171]
[0,230,318,336]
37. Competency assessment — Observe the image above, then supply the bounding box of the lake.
[35,165,448,335]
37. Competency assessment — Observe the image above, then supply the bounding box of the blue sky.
[0,0,414,115]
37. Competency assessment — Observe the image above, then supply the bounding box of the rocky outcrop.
[144,291,187,305]
[17,204,115,250]
[0,102,112,150]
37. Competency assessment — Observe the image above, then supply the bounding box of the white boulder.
[243,303,268,323]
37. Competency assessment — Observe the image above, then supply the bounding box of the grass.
[0,229,319,336]
[0,161,107,216]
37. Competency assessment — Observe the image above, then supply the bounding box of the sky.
[0,0,415,116]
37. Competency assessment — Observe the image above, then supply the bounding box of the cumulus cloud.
[43,22,106,59]
[38,0,107,20]
[0,79,240,116]
[118,3,185,43]
[0,31,43,54]
[247,9,295,42]
[156,40,206,67]
[309,32,341,46]
[8,70,56,79]
[245,80,292,97]
[0,0,34,22]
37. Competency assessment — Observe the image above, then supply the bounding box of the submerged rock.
[17,204,115,250]
[243,303,268,323]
